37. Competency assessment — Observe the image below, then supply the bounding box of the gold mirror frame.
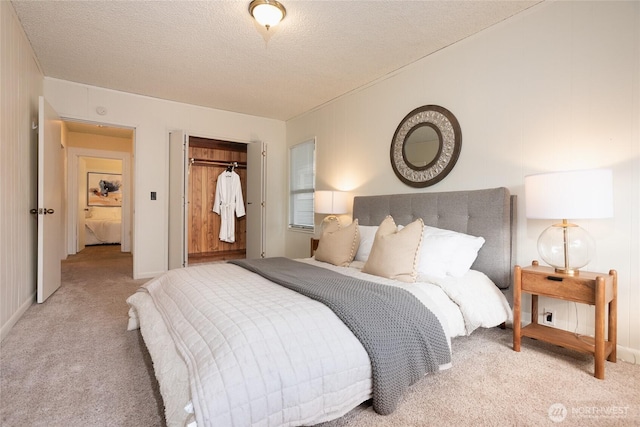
[390,105,462,188]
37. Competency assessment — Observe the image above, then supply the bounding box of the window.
[289,139,315,230]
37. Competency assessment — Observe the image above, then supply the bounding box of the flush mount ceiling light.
[249,0,286,30]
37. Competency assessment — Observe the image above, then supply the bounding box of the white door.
[246,141,266,258]
[77,157,87,253]
[168,131,189,269]
[37,96,63,303]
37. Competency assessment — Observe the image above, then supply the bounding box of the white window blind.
[289,139,315,230]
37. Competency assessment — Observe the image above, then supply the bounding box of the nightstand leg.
[595,278,605,379]
[513,266,521,352]
[608,270,618,362]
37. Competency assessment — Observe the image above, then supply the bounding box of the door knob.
[29,208,54,214]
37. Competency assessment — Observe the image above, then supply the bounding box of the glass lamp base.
[321,215,340,232]
[537,222,595,276]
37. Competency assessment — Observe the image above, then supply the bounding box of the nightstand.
[310,238,320,257]
[513,260,617,379]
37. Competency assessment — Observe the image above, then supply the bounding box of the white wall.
[286,1,640,357]
[67,131,133,153]
[44,79,287,279]
[0,1,44,341]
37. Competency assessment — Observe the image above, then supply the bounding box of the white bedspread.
[135,263,374,427]
[85,218,120,243]
[127,259,511,427]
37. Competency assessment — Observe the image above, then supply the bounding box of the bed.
[84,208,121,245]
[127,187,516,427]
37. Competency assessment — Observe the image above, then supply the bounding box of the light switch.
[151,191,156,200]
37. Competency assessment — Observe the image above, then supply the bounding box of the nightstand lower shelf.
[521,323,614,358]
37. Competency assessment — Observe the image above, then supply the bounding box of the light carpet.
[0,245,163,426]
[1,245,638,426]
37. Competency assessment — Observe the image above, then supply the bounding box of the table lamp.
[525,169,613,275]
[315,191,348,229]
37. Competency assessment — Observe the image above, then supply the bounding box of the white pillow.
[417,226,485,278]
[354,225,378,262]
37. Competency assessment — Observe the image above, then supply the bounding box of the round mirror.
[390,105,462,187]
[403,124,440,168]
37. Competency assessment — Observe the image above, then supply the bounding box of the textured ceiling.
[12,0,540,121]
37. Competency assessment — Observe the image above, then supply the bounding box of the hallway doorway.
[64,121,134,277]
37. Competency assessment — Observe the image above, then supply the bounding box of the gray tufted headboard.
[352,187,516,289]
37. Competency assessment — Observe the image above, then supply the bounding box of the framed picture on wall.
[87,172,122,207]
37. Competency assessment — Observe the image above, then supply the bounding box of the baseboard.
[617,345,640,365]
[133,270,165,280]
[0,292,35,342]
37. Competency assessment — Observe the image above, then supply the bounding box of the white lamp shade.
[315,191,348,215]
[525,169,613,220]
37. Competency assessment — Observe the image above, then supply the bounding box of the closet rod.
[189,158,247,168]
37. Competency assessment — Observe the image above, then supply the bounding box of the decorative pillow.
[362,216,424,283]
[314,219,360,267]
[354,225,378,262]
[417,226,485,278]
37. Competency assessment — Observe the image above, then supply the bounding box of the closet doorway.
[168,131,266,269]
[188,137,247,263]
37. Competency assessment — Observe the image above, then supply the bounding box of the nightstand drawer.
[520,271,598,304]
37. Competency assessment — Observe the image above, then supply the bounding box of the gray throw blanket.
[229,257,451,415]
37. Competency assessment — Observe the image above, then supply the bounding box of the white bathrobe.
[212,171,245,243]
